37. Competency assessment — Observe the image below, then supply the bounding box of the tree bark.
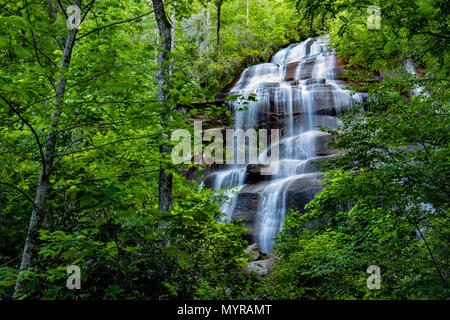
[14,0,82,297]
[151,0,173,212]
[216,0,223,55]
[170,4,176,55]
[247,0,249,25]
[206,4,210,41]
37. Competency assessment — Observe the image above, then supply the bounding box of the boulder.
[283,173,325,210]
[244,243,261,261]
[243,254,279,280]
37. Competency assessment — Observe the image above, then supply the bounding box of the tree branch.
[56,0,68,19]
[80,0,95,23]
[76,10,155,41]
[0,94,47,176]
[416,31,450,40]
[0,181,34,203]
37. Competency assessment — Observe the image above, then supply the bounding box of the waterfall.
[403,58,429,97]
[205,36,364,253]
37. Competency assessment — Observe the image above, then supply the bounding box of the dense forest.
[0,0,448,300]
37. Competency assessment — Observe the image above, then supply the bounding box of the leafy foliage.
[0,0,448,300]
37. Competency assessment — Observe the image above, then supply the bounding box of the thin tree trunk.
[247,0,249,25]
[151,0,173,212]
[14,0,81,297]
[205,4,211,49]
[206,5,210,36]
[216,0,223,55]
[170,4,176,55]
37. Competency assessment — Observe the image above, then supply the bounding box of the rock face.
[232,191,261,242]
[232,173,324,242]
[203,36,366,253]
[297,155,335,174]
[230,82,356,130]
[245,164,272,184]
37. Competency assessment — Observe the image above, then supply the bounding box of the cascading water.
[205,36,365,253]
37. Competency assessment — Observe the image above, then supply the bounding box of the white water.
[206,36,364,252]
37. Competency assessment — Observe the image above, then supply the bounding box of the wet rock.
[258,82,280,88]
[285,61,300,81]
[203,172,218,189]
[314,134,335,156]
[297,58,316,79]
[243,254,279,280]
[256,113,340,133]
[244,243,261,261]
[283,173,325,210]
[232,191,261,242]
[296,155,335,174]
[245,164,272,184]
[273,132,334,159]
[304,78,326,85]
[215,92,228,103]
[232,173,325,242]
[253,84,354,117]
[203,168,246,190]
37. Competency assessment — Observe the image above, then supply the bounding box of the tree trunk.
[14,0,81,297]
[216,0,223,55]
[205,4,211,50]
[247,0,249,25]
[171,4,176,55]
[206,4,210,38]
[151,0,173,212]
